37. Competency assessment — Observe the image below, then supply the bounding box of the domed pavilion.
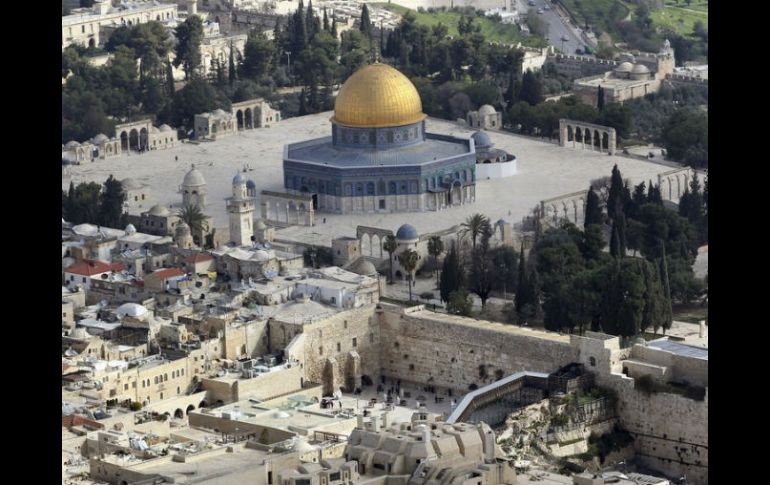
[282,62,477,214]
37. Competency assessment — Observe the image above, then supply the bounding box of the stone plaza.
[62,112,673,248]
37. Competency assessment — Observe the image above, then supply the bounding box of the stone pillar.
[608,130,616,155]
[559,120,567,147]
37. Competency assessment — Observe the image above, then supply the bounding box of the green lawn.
[374,3,546,47]
[650,4,708,36]
[664,0,708,13]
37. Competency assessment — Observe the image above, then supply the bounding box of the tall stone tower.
[226,173,256,246]
[186,0,198,16]
[175,221,194,249]
[180,164,207,210]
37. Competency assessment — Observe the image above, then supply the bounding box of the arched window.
[589,357,596,367]
[389,182,397,195]
[366,182,375,195]
[378,181,386,195]
[356,183,364,195]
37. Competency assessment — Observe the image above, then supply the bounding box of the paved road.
[528,2,586,54]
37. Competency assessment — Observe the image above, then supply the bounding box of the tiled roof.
[65,259,124,276]
[146,267,186,280]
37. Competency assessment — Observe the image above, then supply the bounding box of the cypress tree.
[165,59,175,97]
[306,0,317,38]
[597,85,605,111]
[331,15,337,38]
[66,181,76,222]
[298,88,307,115]
[323,7,329,31]
[360,4,372,38]
[607,164,624,218]
[617,212,627,257]
[228,42,237,85]
[658,243,674,334]
[440,243,464,303]
[610,221,621,258]
[584,187,603,228]
[515,248,529,314]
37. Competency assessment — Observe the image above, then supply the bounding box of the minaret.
[226,172,255,246]
[181,164,207,210]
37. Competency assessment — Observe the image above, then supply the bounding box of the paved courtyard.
[63,112,678,246]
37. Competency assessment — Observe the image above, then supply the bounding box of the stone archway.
[245,108,253,129]
[371,234,382,258]
[236,110,244,130]
[186,405,195,416]
[139,128,148,151]
[120,131,128,151]
[129,129,139,151]
[361,233,371,257]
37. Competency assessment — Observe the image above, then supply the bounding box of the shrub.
[129,401,143,411]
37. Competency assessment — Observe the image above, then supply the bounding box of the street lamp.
[285,51,291,79]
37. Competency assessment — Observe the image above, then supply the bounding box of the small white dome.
[175,221,191,236]
[65,141,81,148]
[213,109,227,117]
[615,62,633,73]
[255,220,267,230]
[273,411,291,419]
[125,224,137,235]
[478,104,496,116]
[632,63,651,74]
[151,126,160,134]
[159,124,173,132]
[92,134,109,144]
[148,204,170,217]
[183,165,206,187]
[116,303,148,318]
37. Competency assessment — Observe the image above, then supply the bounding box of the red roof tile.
[146,267,186,281]
[65,259,112,276]
[185,253,214,263]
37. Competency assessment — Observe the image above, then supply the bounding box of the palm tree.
[427,235,444,289]
[398,248,419,302]
[460,213,490,250]
[383,234,398,284]
[177,204,209,244]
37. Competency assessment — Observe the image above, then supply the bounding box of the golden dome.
[332,63,426,128]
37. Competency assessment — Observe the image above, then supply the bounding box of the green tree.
[398,248,420,302]
[427,236,445,289]
[359,3,372,38]
[228,42,237,85]
[640,258,667,335]
[177,204,210,237]
[584,187,603,228]
[169,79,230,130]
[98,176,127,228]
[460,213,490,251]
[607,164,624,219]
[599,103,633,139]
[241,30,274,81]
[468,223,495,308]
[519,70,542,106]
[383,234,398,284]
[662,108,708,168]
[173,15,204,80]
[597,85,605,111]
[447,289,473,316]
[440,243,464,303]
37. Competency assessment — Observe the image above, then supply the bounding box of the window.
[379,199,386,209]
[124,384,128,391]
[352,338,357,347]
[589,357,596,367]
[82,277,87,283]
[370,333,374,343]
[133,382,136,388]
[336,343,341,352]
[82,25,85,33]
[344,320,348,329]
[319,346,323,355]
[63,312,67,318]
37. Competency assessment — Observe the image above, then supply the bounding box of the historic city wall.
[377,305,578,392]
[301,305,381,392]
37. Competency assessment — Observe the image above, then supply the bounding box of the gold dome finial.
[332,63,426,128]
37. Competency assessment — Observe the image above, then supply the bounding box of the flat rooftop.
[63,112,679,247]
[405,307,572,343]
[287,133,471,168]
[647,339,708,361]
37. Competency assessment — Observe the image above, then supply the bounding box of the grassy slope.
[375,3,547,47]
[651,1,708,36]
